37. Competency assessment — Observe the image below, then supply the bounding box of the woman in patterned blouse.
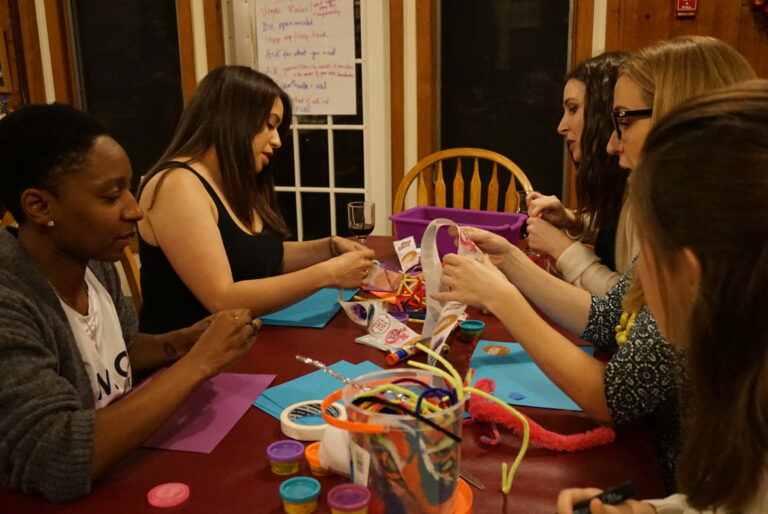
[558,81,768,514]
[434,37,755,490]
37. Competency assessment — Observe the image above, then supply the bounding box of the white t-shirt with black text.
[57,268,132,408]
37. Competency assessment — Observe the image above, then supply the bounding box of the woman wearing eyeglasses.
[558,80,768,514]
[435,36,755,491]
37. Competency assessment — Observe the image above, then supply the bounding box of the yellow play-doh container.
[279,477,321,514]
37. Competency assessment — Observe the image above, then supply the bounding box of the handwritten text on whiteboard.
[256,0,356,115]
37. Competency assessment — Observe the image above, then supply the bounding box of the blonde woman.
[434,37,756,490]
[558,82,768,514]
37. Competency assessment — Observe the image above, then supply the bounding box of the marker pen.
[571,481,635,514]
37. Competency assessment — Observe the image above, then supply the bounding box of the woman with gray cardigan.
[0,103,258,501]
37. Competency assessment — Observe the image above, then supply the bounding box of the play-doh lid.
[267,439,305,463]
[279,476,321,503]
[327,483,371,511]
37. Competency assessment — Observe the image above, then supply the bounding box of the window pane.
[277,192,298,241]
[295,115,327,125]
[354,0,361,59]
[298,130,329,187]
[335,193,365,237]
[333,130,364,188]
[332,63,363,125]
[301,193,331,240]
[71,0,182,188]
[273,132,295,186]
[440,0,569,197]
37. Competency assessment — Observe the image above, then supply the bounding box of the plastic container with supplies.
[322,368,464,514]
[389,205,526,257]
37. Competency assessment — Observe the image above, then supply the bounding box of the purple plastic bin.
[389,206,526,257]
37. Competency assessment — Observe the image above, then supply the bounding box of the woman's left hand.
[432,253,518,309]
[167,315,215,359]
[526,217,574,260]
[331,236,369,256]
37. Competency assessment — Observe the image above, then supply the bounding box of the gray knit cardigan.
[0,228,138,501]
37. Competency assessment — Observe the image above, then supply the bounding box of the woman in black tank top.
[137,66,375,333]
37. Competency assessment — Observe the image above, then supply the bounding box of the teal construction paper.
[260,288,358,328]
[254,360,383,423]
[469,341,594,411]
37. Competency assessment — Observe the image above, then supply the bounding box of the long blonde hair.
[622,36,756,312]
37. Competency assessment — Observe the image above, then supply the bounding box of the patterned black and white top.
[582,267,685,493]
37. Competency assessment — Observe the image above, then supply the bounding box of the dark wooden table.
[0,236,665,513]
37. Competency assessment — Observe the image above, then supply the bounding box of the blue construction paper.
[469,341,594,411]
[254,360,383,423]
[260,288,357,328]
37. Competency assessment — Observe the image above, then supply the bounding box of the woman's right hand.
[450,226,513,267]
[527,192,579,231]
[182,309,259,378]
[324,249,376,288]
[556,488,657,514]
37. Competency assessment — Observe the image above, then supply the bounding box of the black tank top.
[138,162,284,333]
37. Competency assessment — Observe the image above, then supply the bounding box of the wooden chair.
[393,147,533,214]
[1,211,142,310]
[119,246,142,310]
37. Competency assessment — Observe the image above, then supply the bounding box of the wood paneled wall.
[606,0,768,76]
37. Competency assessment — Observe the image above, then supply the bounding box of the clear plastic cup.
[267,440,305,475]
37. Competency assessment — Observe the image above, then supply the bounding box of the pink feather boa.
[468,378,616,451]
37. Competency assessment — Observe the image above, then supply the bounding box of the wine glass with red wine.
[347,201,375,245]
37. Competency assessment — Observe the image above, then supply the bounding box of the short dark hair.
[0,103,109,222]
[566,51,630,232]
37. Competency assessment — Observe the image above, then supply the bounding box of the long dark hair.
[140,66,292,237]
[566,52,629,232]
[631,81,768,512]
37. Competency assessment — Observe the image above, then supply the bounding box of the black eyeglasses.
[612,109,653,140]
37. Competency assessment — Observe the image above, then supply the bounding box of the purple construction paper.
[143,373,275,453]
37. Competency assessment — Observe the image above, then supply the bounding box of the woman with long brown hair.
[137,66,374,333]
[557,80,768,514]
[525,52,630,297]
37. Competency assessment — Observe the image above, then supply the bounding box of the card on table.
[254,360,382,424]
[468,340,594,411]
[260,288,357,328]
[143,372,276,453]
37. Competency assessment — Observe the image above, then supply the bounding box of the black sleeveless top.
[138,162,284,334]
[594,222,618,272]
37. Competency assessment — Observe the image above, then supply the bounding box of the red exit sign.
[676,0,698,17]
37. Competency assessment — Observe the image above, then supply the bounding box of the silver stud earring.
[46,220,55,227]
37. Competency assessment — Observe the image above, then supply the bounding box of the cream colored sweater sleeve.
[555,202,639,297]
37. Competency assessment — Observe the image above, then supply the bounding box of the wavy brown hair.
[566,52,629,232]
[140,66,292,238]
[631,81,768,513]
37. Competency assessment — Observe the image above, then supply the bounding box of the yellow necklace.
[614,312,636,347]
